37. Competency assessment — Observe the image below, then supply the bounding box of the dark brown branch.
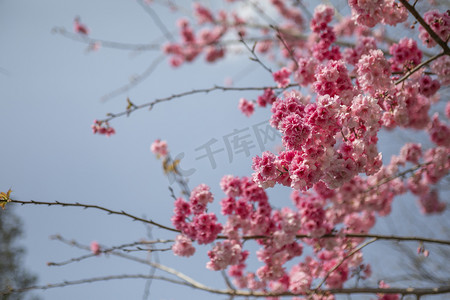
[101,84,298,122]
[8,200,450,245]
[398,0,450,54]
[395,52,445,85]
[9,199,178,233]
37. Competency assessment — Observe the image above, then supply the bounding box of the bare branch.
[137,0,175,42]
[101,83,298,123]
[9,199,179,233]
[100,54,166,102]
[2,274,449,298]
[52,27,161,51]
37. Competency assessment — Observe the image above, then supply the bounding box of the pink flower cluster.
[163,16,226,67]
[344,37,377,66]
[172,234,196,257]
[270,0,304,27]
[257,88,277,107]
[207,240,247,270]
[252,87,383,191]
[238,89,278,117]
[310,5,340,62]
[273,67,291,88]
[294,56,318,86]
[418,9,450,48]
[150,139,168,158]
[349,0,406,28]
[313,60,353,100]
[356,49,392,95]
[90,241,101,255]
[389,38,423,72]
[418,189,446,214]
[171,185,222,245]
[431,55,450,85]
[91,120,115,137]
[238,98,255,117]
[418,75,440,97]
[428,113,450,147]
[74,17,89,35]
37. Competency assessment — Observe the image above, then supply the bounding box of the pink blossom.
[399,143,422,164]
[273,67,292,88]
[220,175,242,197]
[428,113,450,147]
[356,49,392,95]
[348,0,384,27]
[381,0,408,26]
[91,120,116,137]
[431,55,450,85]
[446,102,450,119]
[190,183,214,206]
[294,57,318,86]
[418,9,450,48]
[238,98,255,117]
[418,75,440,97]
[150,139,168,158]
[90,241,101,255]
[270,0,304,26]
[389,38,422,72]
[418,189,446,214]
[193,3,215,24]
[423,146,450,184]
[252,151,279,189]
[206,240,243,270]
[378,281,400,300]
[256,88,277,107]
[172,234,196,257]
[74,17,89,35]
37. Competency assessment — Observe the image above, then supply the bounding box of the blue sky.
[1,0,449,299]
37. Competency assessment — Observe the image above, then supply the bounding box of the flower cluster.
[171,185,222,245]
[349,0,406,28]
[150,139,168,158]
[418,9,450,48]
[91,120,115,137]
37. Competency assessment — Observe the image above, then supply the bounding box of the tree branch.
[101,84,298,122]
[314,238,378,290]
[9,199,179,233]
[2,274,449,298]
[398,0,450,54]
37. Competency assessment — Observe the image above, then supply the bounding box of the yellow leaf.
[0,189,12,209]
[162,159,180,174]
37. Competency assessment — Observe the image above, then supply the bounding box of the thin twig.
[395,52,445,85]
[100,83,298,122]
[239,38,273,73]
[137,0,175,42]
[271,25,299,69]
[9,199,179,233]
[314,238,378,291]
[100,54,166,102]
[7,200,450,245]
